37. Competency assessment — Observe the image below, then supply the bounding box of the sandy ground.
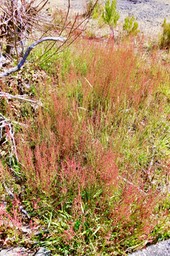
[48,0,170,36]
[48,0,88,13]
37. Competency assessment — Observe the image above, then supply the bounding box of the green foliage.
[74,56,88,76]
[91,2,103,20]
[29,43,59,75]
[102,0,120,31]
[160,19,170,49]
[123,16,139,36]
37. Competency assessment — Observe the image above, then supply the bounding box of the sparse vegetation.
[123,16,139,36]
[160,19,170,49]
[0,1,170,255]
[102,0,120,39]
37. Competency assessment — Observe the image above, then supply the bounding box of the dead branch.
[2,181,31,219]
[0,114,18,161]
[0,0,49,56]
[118,175,147,195]
[0,36,66,78]
[36,0,99,64]
[0,91,42,105]
[2,182,14,198]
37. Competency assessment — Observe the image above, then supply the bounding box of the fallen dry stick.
[0,36,66,78]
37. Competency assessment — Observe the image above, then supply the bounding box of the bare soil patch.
[48,0,170,37]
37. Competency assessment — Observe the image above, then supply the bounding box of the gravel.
[129,239,170,256]
[0,240,170,255]
[117,0,170,36]
[50,0,170,36]
[0,247,51,256]
[0,248,34,256]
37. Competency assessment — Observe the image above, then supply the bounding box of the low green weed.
[160,19,170,49]
[102,0,120,38]
[123,16,139,36]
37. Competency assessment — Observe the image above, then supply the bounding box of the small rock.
[0,247,33,256]
[0,54,9,69]
[129,239,170,256]
[35,247,51,256]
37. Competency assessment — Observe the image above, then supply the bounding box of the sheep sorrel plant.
[1,35,169,253]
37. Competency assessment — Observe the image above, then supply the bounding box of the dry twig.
[0,91,42,105]
[0,36,66,77]
[0,114,18,161]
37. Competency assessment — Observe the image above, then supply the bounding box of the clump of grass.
[1,38,169,254]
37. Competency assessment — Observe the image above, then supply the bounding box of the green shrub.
[160,19,170,49]
[123,16,139,36]
[102,0,120,38]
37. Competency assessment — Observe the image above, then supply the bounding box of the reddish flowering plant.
[0,197,22,230]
